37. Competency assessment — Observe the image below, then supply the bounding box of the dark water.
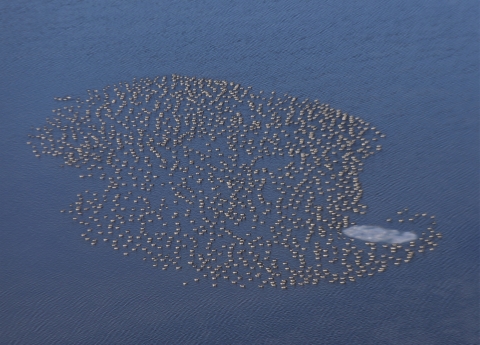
[0,1,478,344]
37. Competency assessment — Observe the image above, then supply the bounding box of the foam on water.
[343,225,417,244]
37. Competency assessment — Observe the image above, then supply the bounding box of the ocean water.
[0,1,478,344]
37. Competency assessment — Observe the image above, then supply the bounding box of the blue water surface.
[0,1,478,344]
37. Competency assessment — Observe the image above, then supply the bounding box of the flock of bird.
[28,74,441,288]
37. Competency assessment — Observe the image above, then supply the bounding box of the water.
[0,1,478,344]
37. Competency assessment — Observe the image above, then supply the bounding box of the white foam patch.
[342,225,417,244]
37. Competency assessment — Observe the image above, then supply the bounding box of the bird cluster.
[28,74,441,288]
